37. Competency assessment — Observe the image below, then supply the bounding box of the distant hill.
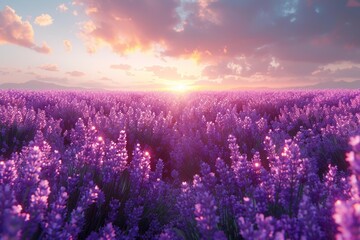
[232,80,360,91]
[295,80,360,90]
[0,80,96,91]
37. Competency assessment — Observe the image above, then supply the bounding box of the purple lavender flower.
[194,184,223,240]
[25,180,51,237]
[117,130,129,171]
[228,134,251,191]
[238,214,277,240]
[19,145,42,189]
[106,199,120,224]
[200,161,217,191]
[126,205,143,239]
[63,181,102,238]
[153,158,164,181]
[334,199,360,240]
[98,223,117,240]
[1,204,29,239]
[333,136,360,240]
[0,160,17,187]
[297,195,325,239]
[176,181,195,222]
[159,228,182,240]
[44,186,68,238]
[29,180,51,220]
[347,136,360,193]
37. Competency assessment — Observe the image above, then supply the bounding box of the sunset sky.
[0,0,360,90]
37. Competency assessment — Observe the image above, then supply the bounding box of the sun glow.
[169,84,192,92]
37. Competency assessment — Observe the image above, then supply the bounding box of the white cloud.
[57,4,69,12]
[0,6,51,53]
[63,40,72,52]
[38,64,59,72]
[34,14,53,26]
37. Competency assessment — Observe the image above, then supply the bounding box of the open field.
[0,90,359,239]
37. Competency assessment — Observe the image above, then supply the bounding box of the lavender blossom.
[159,228,182,240]
[194,187,222,239]
[1,204,29,239]
[334,199,360,240]
[333,136,360,240]
[26,180,51,236]
[238,214,277,240]
[98,223,117,239]
[63,181,102,238]
[44,186,68,238]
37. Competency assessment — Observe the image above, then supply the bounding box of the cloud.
[347,0,360,7]
[100,77,112,81]
[33,42,51,54]
[145,65,198,81]
[66,71,85,77]
[0,70,8,75]
[38,64,59,72]
[78,0,179,54]
[34,14,53,26]
[0,67,21,75]
[202,56,284,80]
[202,62,240,80]
[57,4,69,12]
[72,1,82,6]
[312,62,360,79]
[78,0,360,65]
[110,64,131,71]
[78,0,360,86]
[86,7,98,15]
[63,39,72,52]
[0,0,341,88]
[0,6,52,53]
[146,65,182,80]
[323,67,360,79]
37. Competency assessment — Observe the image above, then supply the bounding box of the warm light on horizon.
[169,83,193,92]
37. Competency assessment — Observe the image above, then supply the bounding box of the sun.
[169,84,191,92]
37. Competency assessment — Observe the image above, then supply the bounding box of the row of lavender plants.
[0,90,359,239]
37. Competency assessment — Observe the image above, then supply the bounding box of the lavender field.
[0,90,359,240]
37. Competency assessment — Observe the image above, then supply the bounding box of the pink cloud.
[0,6,52,54]
[0,67,21,75]
[33,42,52,54]
[202,63,235,80]
[110,64,131,70]
[34,14,53,26]
[66,71,85,77]
[75,1,360,86]
[78,0,360,65]
[57,4,69,12]
[78,0,179,54]
[347,0,360,7]
[145,65,196,80]
[146,65,182,80]
[63,39,72,52]
[201,56,283,79]
[312,62,360,79]
[100,77,112,81]
[0,70,8,75]
[86,7,98,15]
[38,64,59,72]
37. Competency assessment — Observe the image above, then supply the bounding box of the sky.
[0,0,360,91]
